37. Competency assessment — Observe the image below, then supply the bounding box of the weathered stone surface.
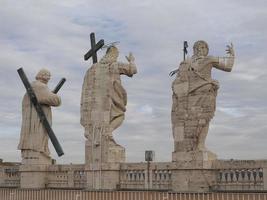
[171,41,235,161]
[171,169,217,192]
[213,159,267,169]
[18,69,61,165]
[2,159,267,191]
[81,46,137,166]
[20,164,49,189]
[20,151,52,165]
[172,151,217,168]
[17,69,61,189]
[85,163,121,190]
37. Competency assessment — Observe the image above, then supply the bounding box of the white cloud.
[217,107,244,118]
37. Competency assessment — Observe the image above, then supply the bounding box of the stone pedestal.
[84,128,125,190]
[20,165,49,189]
[171,150,217,192]
[20,151,52,189]
[171,168,217,192]
[172,150,217,168]
[86,163,121,190]
[85,137,125,165]
[107,144,125,163]
[21,151,52,165]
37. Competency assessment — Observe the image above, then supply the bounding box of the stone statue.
[171,41,235,161]
[81,46,137,164]
[18,69,61,164]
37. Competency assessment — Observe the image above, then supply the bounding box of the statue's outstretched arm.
[118,52,137,76]
[213,43,235,72]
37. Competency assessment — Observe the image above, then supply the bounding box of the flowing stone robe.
[18,80,61,157]
[81,59,137,137]
[81,56,137,164]
[172,53,234,161]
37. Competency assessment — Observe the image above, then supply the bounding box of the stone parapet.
[1,160,267,192]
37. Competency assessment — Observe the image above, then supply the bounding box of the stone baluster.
[224,170,229,183]
[230,170,234,182]
[68,170,74,188]
[129,171,133,181]
[240,169,246,183]
[235,170,240,182]
[259,168,263,181]
[168,170,172,181]
[127,171,130,181]
[163,170,167,181]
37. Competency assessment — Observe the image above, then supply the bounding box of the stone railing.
[119,163,172,190]
[73,169,86,188]
[0,165,20,188]
[0,164,86,189]
[47,170,69,188]
[47,164,86,189]
[215,168,264,191]
[0,160,266,192]
[152,169,172,190]
[213,160,267,191]
[120,169,146,189]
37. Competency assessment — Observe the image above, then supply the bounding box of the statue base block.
[20,165,49,189]
[172,150,217,168]
[85,139,125,165]
[171,168,217,192]
[21,150,52,165]
[107,143,125,163]
[19,151,52,189]
[85,163,121,190]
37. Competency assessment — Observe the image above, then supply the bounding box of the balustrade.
[216,168,264,191]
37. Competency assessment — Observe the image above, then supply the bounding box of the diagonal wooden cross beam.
[52,78,66,93]
[84,32,104,63]
[17,68,65,157]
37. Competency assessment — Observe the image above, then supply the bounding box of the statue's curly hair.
[100,46,119,64]
[193,40,209,56]
[35,69,51,81]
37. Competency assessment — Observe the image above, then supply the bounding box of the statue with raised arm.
[81,45,137,164]
[171,40,235,162]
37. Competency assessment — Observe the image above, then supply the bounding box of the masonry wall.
[1,159,267,192]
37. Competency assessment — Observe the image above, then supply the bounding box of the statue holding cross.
[81,34,137,164]
[18,69,63,165]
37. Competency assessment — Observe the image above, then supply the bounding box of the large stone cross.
[84,32,104,63]
[17,68,65,157]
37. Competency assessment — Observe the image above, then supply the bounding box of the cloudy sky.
[0,0,266,164]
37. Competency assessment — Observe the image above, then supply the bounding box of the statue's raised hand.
[226,43,235,57]
[126,52,135,63]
